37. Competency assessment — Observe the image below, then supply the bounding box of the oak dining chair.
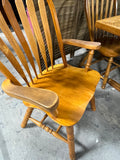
[0,0,101,159]
[84,0,120,89]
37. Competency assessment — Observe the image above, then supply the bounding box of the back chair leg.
[21,107,34,128]
[102,57,113,89]
[90,95,96,111]
[66,126,75,160]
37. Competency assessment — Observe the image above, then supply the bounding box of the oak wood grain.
[24,64,100,126]
[96,15,120,37]
[63,39,101,50]
[15,0,42,74]
[2,0,38,78]
[38,0,53,68]
[0,1,101,159]
[85,0,120,89]
[2,79,59,113]
[26,0,48,70]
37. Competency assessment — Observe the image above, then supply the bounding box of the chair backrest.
[0,0,67,86]
[85,0,118,41]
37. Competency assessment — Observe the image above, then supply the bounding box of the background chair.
[0,0,101,159]
[84,0,120,90]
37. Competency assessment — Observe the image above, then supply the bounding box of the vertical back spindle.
[47,0,67,66]
[100,0,104,19]
[0,38,30,86]
[15,0,42,74]
[0,61,21,86]
[109,0,114,17]
[2,0,38,78]
[105,0,109,18]
[92,0,94,39]
[38,0,53,68]
[26,0,48,70]
[0,11,33,83]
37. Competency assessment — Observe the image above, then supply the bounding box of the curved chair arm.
[62,39,101,50]
[2,79,59,114]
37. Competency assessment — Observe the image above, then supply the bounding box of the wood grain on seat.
[24,64,100,126]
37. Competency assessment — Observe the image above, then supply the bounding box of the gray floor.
[0,45,120,160]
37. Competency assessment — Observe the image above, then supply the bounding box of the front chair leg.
[102,57,113,89]
[21,107,34,128]
[85,50,94,72]
[90,95,96,111]
[66,126,75,160]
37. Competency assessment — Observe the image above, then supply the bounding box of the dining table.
[95,15,120,92]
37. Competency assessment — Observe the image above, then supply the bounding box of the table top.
[95,15,120,36]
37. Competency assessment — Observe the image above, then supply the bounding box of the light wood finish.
[15,0,42,74]
[21,107,34,128]
[85,50,94,72]
[66,126,75,160]
[108,79,120,92]
[109,0,114,17]
[100,0,104,20]
[56,125,62,133]
[102,57,113,89]
[29,117,68,143]
[96,15,120,37]
[26,0,48,70]
[2,0,38,78]
[0,0,101,159]
[46,0,67,67]
[38,0,53,68]
[0,38,30,86]
[90,95,96,111]
[85,0,120,90]
[0,11,33,83]
[63,39,101,50]
[2,79,59,114]
[40,114,48,123]
[0,62,21,86]
[23,64,100,126]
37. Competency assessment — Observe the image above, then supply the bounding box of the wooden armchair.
[84,0,120,90]
[0,0,101,159]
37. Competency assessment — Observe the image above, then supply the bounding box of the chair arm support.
[2,79,59,113]
[62,39,101,50]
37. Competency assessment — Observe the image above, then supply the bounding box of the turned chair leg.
[66,126,75,160]
[90,95,96,111]
[102,57,113,89]
[21,107,34,128]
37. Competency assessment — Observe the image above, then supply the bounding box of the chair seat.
[24,64,100,126]
[97,37,120,57]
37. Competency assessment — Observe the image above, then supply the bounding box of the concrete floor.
[0,42,120,159]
